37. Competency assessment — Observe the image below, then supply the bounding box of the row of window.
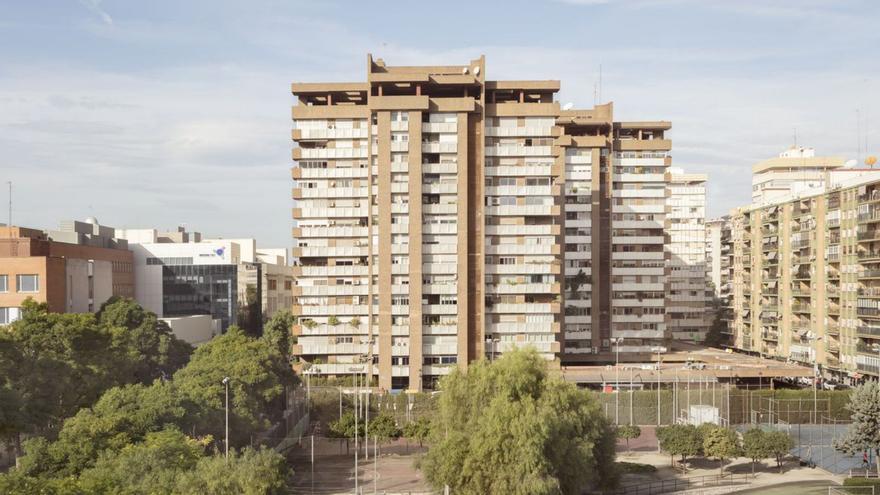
[0,274,39,293]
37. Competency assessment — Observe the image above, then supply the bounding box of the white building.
[667,169,710,342]
[115,228,294,344]
[751,147,845,205]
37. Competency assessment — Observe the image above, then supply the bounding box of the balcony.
[858,325,880,337]
[485,145,553,157]
[421,142,457,154]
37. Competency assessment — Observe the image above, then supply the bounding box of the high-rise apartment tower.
[291,55,694,391]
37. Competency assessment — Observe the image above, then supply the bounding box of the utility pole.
[222,376,230,462]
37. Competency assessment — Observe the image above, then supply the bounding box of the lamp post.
[486,337,500,361]
[349,366,364,494]
[222,376,230,461]
[610,337,621,424]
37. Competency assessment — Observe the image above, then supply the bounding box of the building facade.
[291,55,709,390]
[751,147,845,205]
[0,220,134,324]
[667,169,710,342]
[726,171,880,382]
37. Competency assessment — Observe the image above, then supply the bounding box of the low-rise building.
[0,218,133,324]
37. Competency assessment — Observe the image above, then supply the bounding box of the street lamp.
[486,337,501,361]
[349,366,364,494]
[610,337,622,424]
[652,347,665,428]
[222,376,230,461]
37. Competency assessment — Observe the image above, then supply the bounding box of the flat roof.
[561,345,814,384]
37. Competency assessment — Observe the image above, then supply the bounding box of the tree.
[76,427,205,493]
[0,298,192,460]
[616,425,641,452]
[328,411,362,454]
[836,381,880,475]
[702,427,741,477]
[402,417,431,448]
[174,446,289,494]
[421,348,618,495]
[173,326,296,447]
[0,322,295,491]
[765,430,794,473]
[262,310,296,362]
[97,297,193,383]
[742,428,770,476]
[366,413,401,455]
[657,424,702,468]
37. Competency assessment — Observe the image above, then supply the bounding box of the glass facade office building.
[161,264,238,330]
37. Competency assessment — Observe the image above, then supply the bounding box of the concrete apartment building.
[725,153,880,383]
[0,219,133,324]
[667,169,711,342]
[290,55,712,390]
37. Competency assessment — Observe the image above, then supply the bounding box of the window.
[0,275,6,292]
[268,280,277,291]
[0,307,17,325]
[16,274,39,293]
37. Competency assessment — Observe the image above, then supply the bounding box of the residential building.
[290,55,707,391]
[0,218,133,324]
[667,169,710,342]
[706,217,727,299]
[751,147,845,205]
[726,165,880,383]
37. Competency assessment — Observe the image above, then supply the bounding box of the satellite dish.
[473,66,480,76]
[563,102,574,111]
[461,67,469,75]
[843,159,858,168]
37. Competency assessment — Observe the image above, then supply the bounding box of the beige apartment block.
[726,169,880,383]
[291,55,696,391]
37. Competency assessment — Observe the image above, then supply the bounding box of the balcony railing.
[858,325,880,337]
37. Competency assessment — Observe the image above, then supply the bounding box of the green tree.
[0,298,192,459]
[174,447,289,494]
[421,348,618,495]
[262,310,296,361]
[328,411,362,453]
[366,413,401,454]
[702,427,741,477]
[97,296,193,383]
[657,424,702,467]
[616,425,641,451]
[173,326,296,447]
[402,417,431,448]
[76,427,205,493]
[836,381,880,474]
[766,430,794,473]
[742,428,769,476]
[14,382,188,478]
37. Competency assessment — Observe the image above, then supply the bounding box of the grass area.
[616,462,657,474]
[731,480,838,494]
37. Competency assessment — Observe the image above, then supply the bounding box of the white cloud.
[78,0,113,25]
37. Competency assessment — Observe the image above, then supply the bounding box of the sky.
[1,0,878,248]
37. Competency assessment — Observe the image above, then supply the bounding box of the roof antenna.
[6,181,10,233]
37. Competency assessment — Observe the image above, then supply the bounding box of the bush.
[617,462,656,474]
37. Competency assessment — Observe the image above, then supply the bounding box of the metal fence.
[604,473,753,495]
[736,418,861,475]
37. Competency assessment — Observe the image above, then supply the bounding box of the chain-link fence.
[287,435,434,495]
[590,386,851,427]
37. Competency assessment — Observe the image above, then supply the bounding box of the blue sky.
[1,0,878,248]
